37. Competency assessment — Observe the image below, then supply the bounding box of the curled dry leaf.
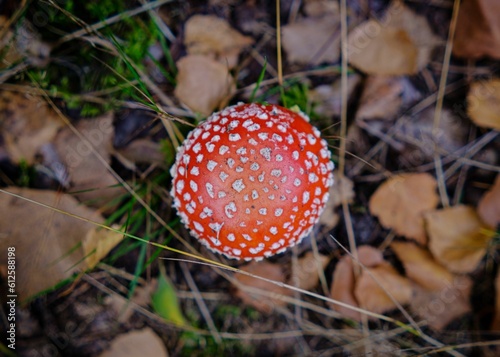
[425,205,495,274]
[369,173,439,245]
[391,241,454,292]
[174,55,235,116]
[54,113,125,210]
[330,245,410,320]
[467,79,500,130]
[391,241,473,330]
[330,255,360,321]
[0,187,121,299]
[282,14,340,65]
[477,174,500,228]
[98,328,168,357]
[354,261,413,316]
[184,14,253,69]
[347,2,439,75]
[453,0,500,59]
[0,91,63,164]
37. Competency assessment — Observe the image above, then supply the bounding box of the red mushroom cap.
[170,103,334,260]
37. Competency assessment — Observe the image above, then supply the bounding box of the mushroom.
[170,103,334,260]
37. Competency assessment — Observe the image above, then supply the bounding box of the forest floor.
[1,0,500,356]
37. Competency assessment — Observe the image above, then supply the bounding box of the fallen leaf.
[54,112,125,210]
[410,277,472,331]
[174,55,235,116]
[184,15,253,69]
[151,272,187,326]
[348,3,439,75]
[453,0,500,59]
[329,245,406,321]
[291,252,329,291]
[355,76,421,122]
[391,241,473,330]
[467,79,500,130]
[82,225,123,269]
[425,205,495,274]
[369,173,439,244]
[282,14,340,65]
[0,91,63,164]
[477,174,500,228]
[98,328,168,357]
[354,262,413,317]
[391,241,454,291]
[330,255,360,321]
[234,261,291,314]
[0,187,107,299]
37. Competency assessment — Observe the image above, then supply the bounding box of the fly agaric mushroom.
[170,103,334,260]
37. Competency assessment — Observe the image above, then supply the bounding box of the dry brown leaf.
[329,245,402,321]
[354,261,413,317]
[234,261,291,313]
[391,241,473,330]
[0,187,106,299]
[174,55,235,116]
[282,14,340,65]
[357,245,384,267]
[82,225,123,269]
[391,241,454,291]
[410,277,472,331]
[355,76,420,122]
[425,205,495,274]
[467,79,500,130]
[291,252,329,291]
[330,255,360,321]
[477,174,500,228]
[347,3,439,75]
[0,91,63,164]
[369,173,439,244]
[54,113,125,210]
[184,15,253,69]
[453,0,500,59]
[98,328,168,357]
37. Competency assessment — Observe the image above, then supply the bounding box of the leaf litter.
[2,0,500,355]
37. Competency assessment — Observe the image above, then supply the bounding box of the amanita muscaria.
[170,103,334,260]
